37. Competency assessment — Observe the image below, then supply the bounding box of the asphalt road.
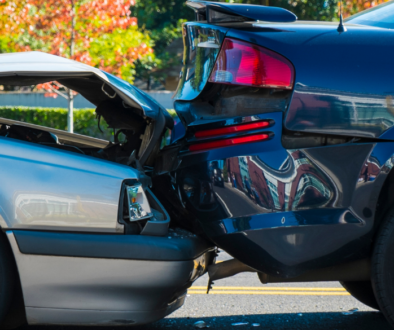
[21,252,392,330]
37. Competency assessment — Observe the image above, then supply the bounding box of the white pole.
[67,88,74,133]
[68,1,76,133]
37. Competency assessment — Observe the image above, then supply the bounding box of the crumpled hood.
[0,51,173,128]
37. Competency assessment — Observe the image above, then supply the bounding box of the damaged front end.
[0,52,217,326]
[0,52,179,235]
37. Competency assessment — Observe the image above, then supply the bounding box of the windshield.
[345,0,394,29]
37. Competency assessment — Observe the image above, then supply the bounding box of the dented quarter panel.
[173,111,394,277]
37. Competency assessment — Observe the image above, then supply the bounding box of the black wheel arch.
[373,165,394,237]
[0,230,27,329]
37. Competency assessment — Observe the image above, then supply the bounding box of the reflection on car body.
[216,149,334,216]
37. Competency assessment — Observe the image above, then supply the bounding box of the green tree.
[132,0,193,32]
[270,0,338,21]
[132,0,194,84]
[225,0,339,21]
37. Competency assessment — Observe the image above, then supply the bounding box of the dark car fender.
[205,141,394,278]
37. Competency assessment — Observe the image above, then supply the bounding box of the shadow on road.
[21,311,390,329]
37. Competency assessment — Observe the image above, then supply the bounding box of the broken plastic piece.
[206,277,214,294]
[342,308,358,315]
[194,320,208,328]
[252,323,260,327]
[232,322,249,326]
[127,150,152,187]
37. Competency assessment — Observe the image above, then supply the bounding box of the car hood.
[0,52,173,127]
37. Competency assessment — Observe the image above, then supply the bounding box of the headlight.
[126,184,152,221]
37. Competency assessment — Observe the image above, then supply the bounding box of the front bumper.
[7,230,214,326]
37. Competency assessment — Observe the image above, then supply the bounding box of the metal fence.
[0,91,175,109]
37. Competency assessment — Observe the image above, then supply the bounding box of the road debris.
[342,308,359,315]
[232,322,249,326]
[252,323,261,327]
[194,320,208,328]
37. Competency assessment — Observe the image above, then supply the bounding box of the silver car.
[0,51,214,328]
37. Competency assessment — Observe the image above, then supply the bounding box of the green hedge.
[0,106,178,140]
[0,106,114,140]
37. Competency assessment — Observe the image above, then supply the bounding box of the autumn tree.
[0,0,153,132]
[341,0,389,17]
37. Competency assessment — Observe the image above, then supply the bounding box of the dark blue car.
[163,1,394,328]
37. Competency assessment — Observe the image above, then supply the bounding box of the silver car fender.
[0,136,139,233]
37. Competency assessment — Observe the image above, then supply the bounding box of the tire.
[0,233,16,325]
[1,264,27,329]
[372,207,394,327]
[340,281,380,310]
[1,281,27,329]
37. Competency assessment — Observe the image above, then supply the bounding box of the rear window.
[345,1,394,29]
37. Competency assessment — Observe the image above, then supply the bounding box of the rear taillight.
[195,120,271,139]
[189,134,270,152]
[208,38,294,89]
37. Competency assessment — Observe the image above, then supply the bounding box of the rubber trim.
[13,230,213,261]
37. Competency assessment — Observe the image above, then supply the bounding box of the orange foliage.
[0,0,29,34]
[0,0,153,82]
[18,0,136,62]
[342,0,390,18]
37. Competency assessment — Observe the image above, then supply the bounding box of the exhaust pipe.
[207,258,370,283]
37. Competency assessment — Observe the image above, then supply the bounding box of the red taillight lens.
[189,134,270,152]
[208,38,294,89]
[195,120,271,139]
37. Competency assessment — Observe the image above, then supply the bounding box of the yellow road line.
[188,290,350,296]
[190,286,346,292]
[188,286,349,296]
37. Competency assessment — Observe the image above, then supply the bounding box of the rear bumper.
[7,230,214,326]
[202,209,370,278]
[174,109,394,278]
[200,140,394,278]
